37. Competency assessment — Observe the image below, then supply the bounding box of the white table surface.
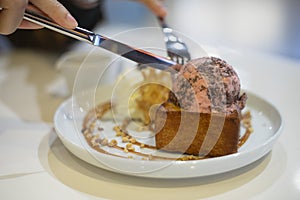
[0,48,300,200]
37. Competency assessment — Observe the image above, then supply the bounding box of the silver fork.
[158,17,191,65]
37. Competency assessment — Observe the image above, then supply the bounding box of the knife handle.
[24,9,95,44]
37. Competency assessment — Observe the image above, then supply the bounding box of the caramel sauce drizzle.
[82,102,252,161]
[238,111,253,148]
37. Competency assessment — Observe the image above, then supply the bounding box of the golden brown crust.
[154,103,240,157]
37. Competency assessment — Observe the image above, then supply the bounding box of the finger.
[29,0,78,29]
[0,0,28,35]
[19,5,43,29]
[140,0,167,17]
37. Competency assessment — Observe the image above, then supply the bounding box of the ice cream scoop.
[169,57,247,113]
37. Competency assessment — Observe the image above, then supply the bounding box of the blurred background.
[1,0,300,61]
[103,0,300,61]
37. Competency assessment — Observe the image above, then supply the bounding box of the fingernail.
[66,13,78,27]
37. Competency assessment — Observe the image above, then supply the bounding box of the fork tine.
[178,57,183,65]
[170,54,178,64]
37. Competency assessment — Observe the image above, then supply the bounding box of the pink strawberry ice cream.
[169,57,247,114]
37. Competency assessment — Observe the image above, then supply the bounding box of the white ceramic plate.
[54,90,282,179]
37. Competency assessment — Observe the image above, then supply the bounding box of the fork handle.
[157,17,169,29]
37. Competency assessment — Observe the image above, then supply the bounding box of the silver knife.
[23,9,176,70]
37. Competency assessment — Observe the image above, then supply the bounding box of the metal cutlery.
[23,9,176,70]
[157,17,191,64]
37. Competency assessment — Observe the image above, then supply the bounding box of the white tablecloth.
[0,49,300,200]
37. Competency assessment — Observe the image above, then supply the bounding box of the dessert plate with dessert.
[54,56,282,179]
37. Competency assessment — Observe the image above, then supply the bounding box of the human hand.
[138,0,167,17]
[0,0,78,35]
